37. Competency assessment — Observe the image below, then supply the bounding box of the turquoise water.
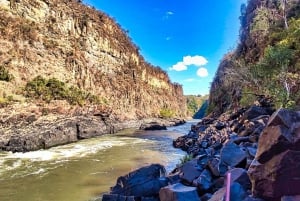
[0,121,196,201]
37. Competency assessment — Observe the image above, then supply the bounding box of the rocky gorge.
[102,98,300,201]
[0,0,187,152]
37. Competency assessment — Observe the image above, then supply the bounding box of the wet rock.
[179,159,203,185]
[159,183,201,201]
[140,122,167,130]
[220,142,247,168]
[110,164,168,197]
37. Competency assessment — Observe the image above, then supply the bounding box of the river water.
[0,120,197,201]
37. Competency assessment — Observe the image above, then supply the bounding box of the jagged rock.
[195,169,213,192]
[255,109,300,163]
[215,121,226,130]
[241,106,270,121]
[159,183,201,201]
[219,142,247,168]
[140,122,167,130]
[179,159,203,185]
[248,109,300,200]
[110,164,168,197]
[207,158,220,177]
[248,150,300,200]
[208,182,247,201]
[227,168,251,190]
[281,195,300,201]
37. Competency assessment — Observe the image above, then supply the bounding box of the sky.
[83,0,246,95]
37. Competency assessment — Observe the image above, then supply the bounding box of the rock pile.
[101,104,300,201]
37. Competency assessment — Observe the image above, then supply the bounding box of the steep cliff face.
[0,0,186,120]
[209,0,300,116]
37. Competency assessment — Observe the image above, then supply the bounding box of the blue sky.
[83,0,246,95]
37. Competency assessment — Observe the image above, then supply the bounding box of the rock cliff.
[208,0,300,116]
[0,0,186,120]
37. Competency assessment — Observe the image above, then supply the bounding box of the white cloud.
[183,55,208,66]
[166,11,174,16]
[169,55,208,73]
[169,62,187,71]
[197,67,209,77]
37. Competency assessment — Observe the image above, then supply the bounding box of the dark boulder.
[140,122,167,130]
[159,183,201,201]
[179,159,203,185]
[248,109,300,200]
[248,150,300,200]
[208,182,247,201]
[227,168,251,190]
[241,106,271,121]
[110,164,168,197]
[220,142,247,169]
[195,169,213,193]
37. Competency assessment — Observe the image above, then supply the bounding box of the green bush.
[0,66,13,82]
[159,108,174,118]
[25,76,101,106]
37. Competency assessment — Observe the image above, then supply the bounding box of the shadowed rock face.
[248,109,300,200]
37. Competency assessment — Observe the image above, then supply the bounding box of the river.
[0,120,198,201]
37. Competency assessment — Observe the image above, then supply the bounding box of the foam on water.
[0,136,150,179]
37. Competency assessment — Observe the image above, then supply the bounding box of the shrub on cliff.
[0,66,13,82]
[24,76,101,106]
[159,108,175,118]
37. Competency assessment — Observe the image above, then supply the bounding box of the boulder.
[248,109,300,200]
[159,183,201,201]
[227,168,251,190]
[220,142,247,168]
[241,106,270,121]
[248,151,300,200]
[195,169,213,192]
[255,109,300,163]
[140,122,167,130]
[179,159,203,185]
[110,164,168,197]
[208,182,247,201]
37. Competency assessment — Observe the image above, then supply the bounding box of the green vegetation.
[186,95,208,117]
[24,76,101,106]
[159,108,175,118]
[209,2,300,114]
[0,66,13,82]
[176,154,193,167]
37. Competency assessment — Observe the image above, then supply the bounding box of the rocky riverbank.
[0,102,185,153]
[101,100,300,201]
